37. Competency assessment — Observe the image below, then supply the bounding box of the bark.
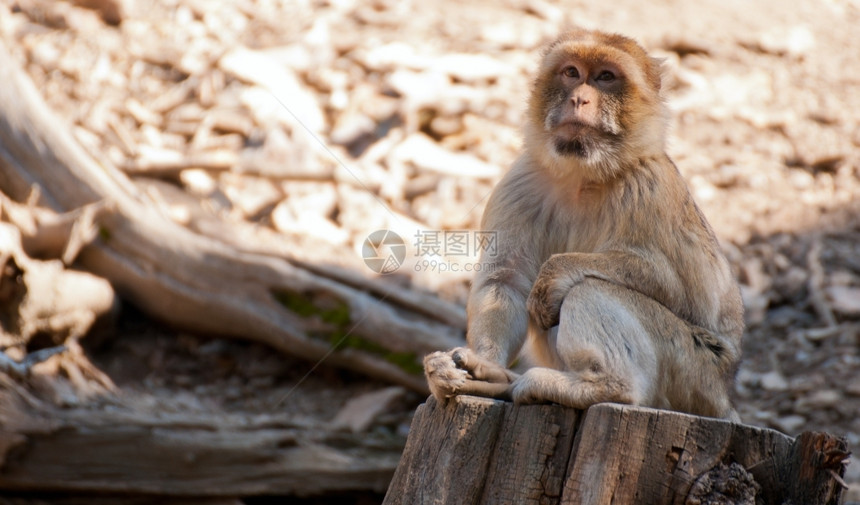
[384,397,849,505]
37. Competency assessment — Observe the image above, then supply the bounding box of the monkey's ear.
[649,56,667,92]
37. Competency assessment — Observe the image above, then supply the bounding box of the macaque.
[424,29,744,420]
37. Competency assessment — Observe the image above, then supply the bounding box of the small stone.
[390,133,499,179]
[282,181,338,218]
[735,367,759,387]
[272,202,350,245]
[773,266,807,301]
[795,389,842,411]
[480,20,545,49]
[360,42,430,72]
[428,115,463,137]
[386,69,451,107]
[330,111,376,147]
[826,285,860,316]
[760,370,789,392]
[764,26,815,56]
[772,414,806,434]
[330,387,406,433]
[261,45,313,74]
[789,374,826,393]
[741,256,771,294]
[220,47,325,133]
[180,169,217,196]
[430,53,515,83]
[220,174,281,219]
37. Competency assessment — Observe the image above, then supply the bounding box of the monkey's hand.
[424,350,469,401]
[527,255,585,329]
[424,347,518,402]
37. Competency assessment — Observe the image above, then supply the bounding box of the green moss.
[330,332,423,375]
[272,289,350,325]
[98,226,112,242]
[319,302,350,327]
[272,288,422,375]
[272,289,322,318]
[384,351,423,375]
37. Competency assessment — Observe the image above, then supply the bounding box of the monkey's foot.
[450,347,517,384]
[527,279,568,330]
[528,256,586,329]
[509,367,560,405]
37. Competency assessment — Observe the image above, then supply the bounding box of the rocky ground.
[1,0,859,502]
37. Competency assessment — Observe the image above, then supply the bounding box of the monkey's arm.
[467,266,534,365]
[527,250,682,329]
[466,159,548,365]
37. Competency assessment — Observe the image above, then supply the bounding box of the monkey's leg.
[517,278,738,418]
[526,251,665,330]
[512,278,660,409]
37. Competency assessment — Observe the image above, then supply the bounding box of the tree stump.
[384,396,849,505]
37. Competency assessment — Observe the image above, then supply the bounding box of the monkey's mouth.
[552,121,618,158]
[552,122,596,157]
[555,120,595,134]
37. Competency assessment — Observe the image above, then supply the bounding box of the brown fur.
[423,29,744,419]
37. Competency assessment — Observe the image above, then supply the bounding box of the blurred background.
[0,0,858,503]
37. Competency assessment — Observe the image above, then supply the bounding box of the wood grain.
[385,397,849,505]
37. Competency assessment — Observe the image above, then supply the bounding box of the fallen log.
[384,396,849,505]
[0,377,400,498]
[0,38,468,393]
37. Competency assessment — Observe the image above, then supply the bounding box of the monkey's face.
[540,56,626,159]
[526,31,666,177]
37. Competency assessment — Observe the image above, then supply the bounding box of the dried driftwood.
[0,38,467,394]
[0,377,401,498]
[0,200,119,395]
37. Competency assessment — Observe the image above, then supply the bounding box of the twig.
[124,148,238,175]
[827,469,849,489]
[0,345,67,379]
[806,235,837,328]
[797,324,843,342]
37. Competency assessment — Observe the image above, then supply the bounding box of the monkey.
[424,29,744,420]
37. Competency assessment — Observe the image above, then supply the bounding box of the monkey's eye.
[595,70,616,82]
[561,66,580,79]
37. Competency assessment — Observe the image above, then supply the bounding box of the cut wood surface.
[0,38,468,394]
[384,396,849,505]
